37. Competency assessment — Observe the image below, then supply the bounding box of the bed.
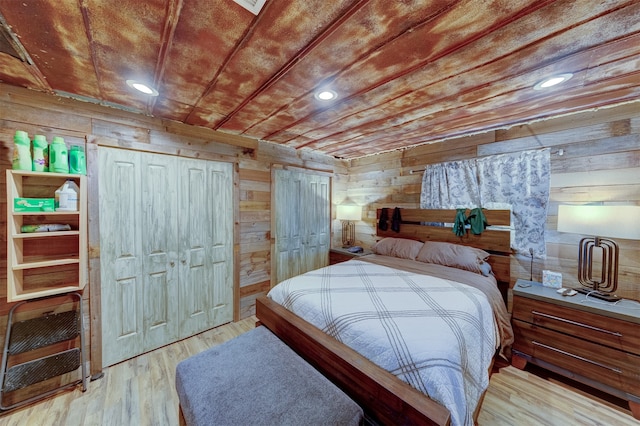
[256,208,513,426]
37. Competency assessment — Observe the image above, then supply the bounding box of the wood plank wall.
[0,84,342,377]
[343,101,640,301]
[1,81,638,378]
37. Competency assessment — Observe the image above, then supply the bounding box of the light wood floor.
[0,317,638,426]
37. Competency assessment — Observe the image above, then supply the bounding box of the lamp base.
[573,287,621,302]
[341,220,355,249]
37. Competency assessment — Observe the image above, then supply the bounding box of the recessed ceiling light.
[126,80,159,96]
[533,73,573,90]
[315,90,337,101]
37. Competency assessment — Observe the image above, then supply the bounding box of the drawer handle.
[531,310,622,337]
[532,341,622,374]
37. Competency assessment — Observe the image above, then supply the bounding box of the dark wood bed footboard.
[256,296,451,426]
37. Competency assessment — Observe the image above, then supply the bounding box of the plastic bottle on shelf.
[69,145,86,175]
[12,130,32,171]
[32,134,49,172]
[50,136,69,173]
[55,180,79,211]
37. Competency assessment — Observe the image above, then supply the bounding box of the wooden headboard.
[376,208,513,292]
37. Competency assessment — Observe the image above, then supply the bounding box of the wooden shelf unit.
[6,170,87,302]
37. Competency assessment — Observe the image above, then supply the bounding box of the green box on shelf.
[14,198,55,212]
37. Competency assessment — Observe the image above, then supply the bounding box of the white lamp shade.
[336,204,361,221]
[557,205,640,240]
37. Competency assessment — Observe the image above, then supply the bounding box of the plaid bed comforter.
[268,258,503,426]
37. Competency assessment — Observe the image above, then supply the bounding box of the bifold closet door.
[140,153,180,352]
[302,173,330,273]
[99,147,145,367]
[273,170,330,285]
[99,148,179,367]
[178,158,233,338]
[99,148,233,367]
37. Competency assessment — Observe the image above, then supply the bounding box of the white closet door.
[273,170,329,285]
[140,153,179,352]
[99,147,144,367]
[274,170,303,284]
[100,149,233,366]
[304,173,330,272]
[178,158,233,338]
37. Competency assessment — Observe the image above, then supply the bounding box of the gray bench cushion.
[175,326,363,426]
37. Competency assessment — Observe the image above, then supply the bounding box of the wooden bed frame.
[376,208,513,300]
[256,208,512,426]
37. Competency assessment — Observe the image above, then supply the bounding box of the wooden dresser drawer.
[513,319,640,396]
[512,295,640,355]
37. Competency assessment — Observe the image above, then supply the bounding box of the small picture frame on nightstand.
[542,270,562,288]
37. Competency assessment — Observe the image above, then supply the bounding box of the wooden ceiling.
[0,0,639,159]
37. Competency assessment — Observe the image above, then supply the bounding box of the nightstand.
[329,247,373,265]
[511,280,640,420]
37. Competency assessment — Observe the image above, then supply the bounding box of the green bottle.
[32,134,48,172]
[49,136,69,173]
[12,130,32,171]
[69,145,86,175]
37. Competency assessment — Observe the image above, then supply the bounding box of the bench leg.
[179,404,187,426]
[630,401,640,420]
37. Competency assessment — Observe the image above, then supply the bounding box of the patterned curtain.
[420,149,550,256]
[419,159,479,208]
[477,149,550,257]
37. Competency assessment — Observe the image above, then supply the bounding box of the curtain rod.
[408,148,563,175]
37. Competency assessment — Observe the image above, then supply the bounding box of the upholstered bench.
[175,325,364,426]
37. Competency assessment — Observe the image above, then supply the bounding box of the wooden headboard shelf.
[376,208,513,290]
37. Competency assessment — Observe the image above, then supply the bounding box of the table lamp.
[557,205,640,301]
[336,202,361,248]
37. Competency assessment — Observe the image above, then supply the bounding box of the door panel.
[145,270,169,330]
[179,163,209,336]
[178,158,233,338]
[99,147,143,367]
[116,277,138,337]
[183,263,207,318]
[141,154,179,352]
[304,177,330,272]
[210,260,229,325]
[273,170,330,285]
[274,171,303,284]
[208,166,233,324]
[309,176,330,270]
